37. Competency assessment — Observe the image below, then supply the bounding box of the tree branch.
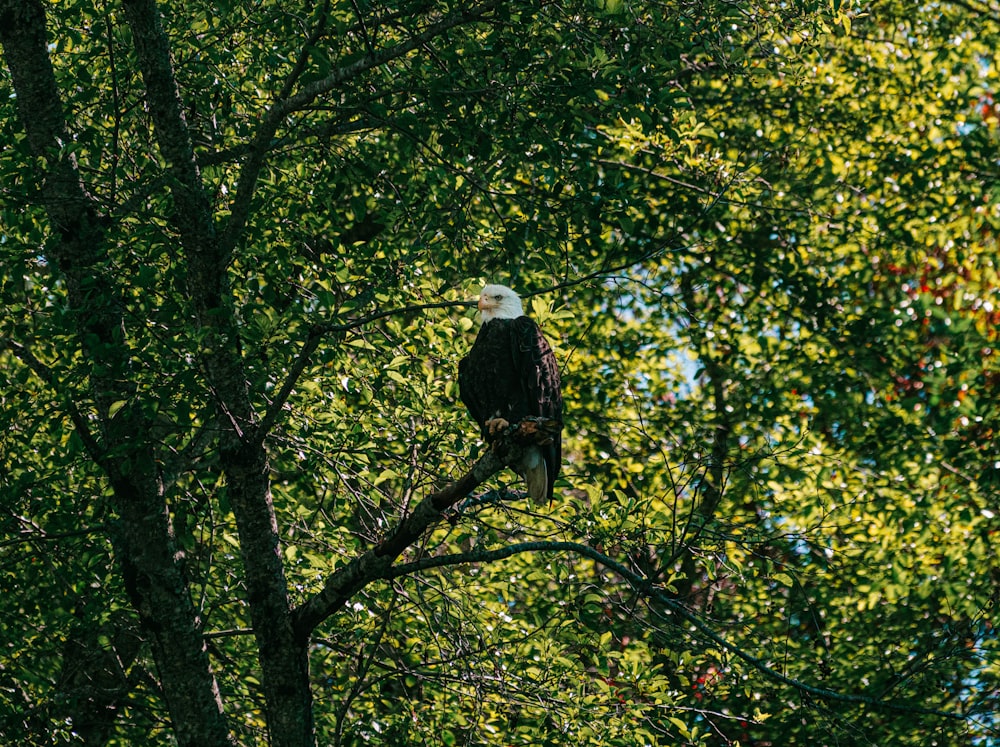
[679,273,731,523]
[275,0,333,102]
[121,0,218,258]
[0,337,106,465]
[0,519,109,548]
[317,298,475,334]
[219,0,502,255]
[292,438,523,639]
[595,156,815,217]
[379,540,968,721]
[250,298,473,448]
[272,1,502,122]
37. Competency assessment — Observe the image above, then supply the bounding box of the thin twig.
[0,337,105,465]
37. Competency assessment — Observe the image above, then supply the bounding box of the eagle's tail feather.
[521,446,548,505]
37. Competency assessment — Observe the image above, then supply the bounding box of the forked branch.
[292,426,545,639]
[221,0,502,255]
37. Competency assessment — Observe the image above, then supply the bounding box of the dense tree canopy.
[1,0,997,745]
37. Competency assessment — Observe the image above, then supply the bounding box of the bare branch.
[595,156,816,217]
[0,520,109,549]
[272,1,502,123]
[679,274,731,523]
[202,628,255,641]
[317,298,475,335]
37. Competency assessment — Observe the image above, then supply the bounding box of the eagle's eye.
[494,294,502,300]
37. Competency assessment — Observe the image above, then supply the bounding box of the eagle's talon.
[486,417,509,437]
[517,419,540,437]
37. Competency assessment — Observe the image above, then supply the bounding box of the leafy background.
[1,0,998,745]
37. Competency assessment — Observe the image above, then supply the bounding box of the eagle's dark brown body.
[459,315,562,503]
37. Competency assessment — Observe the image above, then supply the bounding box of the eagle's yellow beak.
[477,295,490,311]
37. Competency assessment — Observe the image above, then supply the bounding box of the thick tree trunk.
[0,3,235,746]
[224,444,315,747]
[120,2,316,744]
[110,464,237,747]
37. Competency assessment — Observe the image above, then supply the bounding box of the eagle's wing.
[511,316,563,503]
[511,316,562,421]
[457,353,486,429]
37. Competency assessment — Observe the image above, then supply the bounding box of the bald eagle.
[459,285,563,504]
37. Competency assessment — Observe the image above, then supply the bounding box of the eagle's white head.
[477,284,524,323]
